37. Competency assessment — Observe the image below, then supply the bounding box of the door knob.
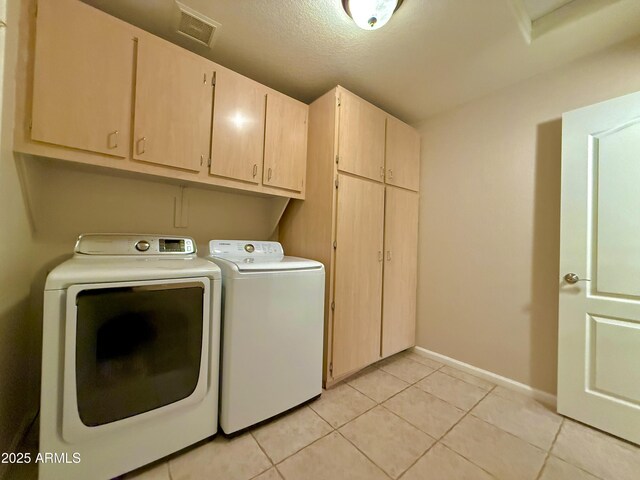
[564,273,591,284]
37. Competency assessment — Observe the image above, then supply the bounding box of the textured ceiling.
[81,0,640,124]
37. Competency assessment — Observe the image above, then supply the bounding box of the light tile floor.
[9,350,640,480]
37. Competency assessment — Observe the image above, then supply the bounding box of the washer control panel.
[209,240,284,257]
[75,234,196,255]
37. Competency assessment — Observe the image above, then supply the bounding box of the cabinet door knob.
[108,130,118,149]
[268,168,272,180]
[388,169,393,180]
[379,166,384,179]
[386,251,392,261]
[137,137,146,155]
[252,164,258,177]
[378,251,383,262]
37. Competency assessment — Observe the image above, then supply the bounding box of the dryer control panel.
[209,240,284,257]
[75,234,196,255]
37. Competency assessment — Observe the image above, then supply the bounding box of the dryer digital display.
[160,239,185,252]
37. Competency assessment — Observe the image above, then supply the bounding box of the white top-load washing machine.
[206,240,324,434]
[40,234,221,480]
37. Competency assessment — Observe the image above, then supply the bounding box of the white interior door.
[558,90,640,444]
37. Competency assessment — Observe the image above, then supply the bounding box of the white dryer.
[206,240,324,434]
[40,234,221,480]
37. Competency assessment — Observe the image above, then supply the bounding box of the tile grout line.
[425,385,500,479]
[348,353,447,406]
[273,464,285,480]
[356,357,495,480]
[347,376,413,405]
[395,442,439,480]
[396,384,498,480]
[465,394,564,453]
[333,355,446,479]
[376,355,445,384]
[167,457,174,480]
[435,384,495,440]
[271,355,504,480]
[542,419,608,480]
[270,428,335,468]
[378,355,495,405]
[308,382,379,429]
[205,356,550,480]
[437,443,500,480]
[250,430,276,466]
[434,368,494,393]
[534,417,564,480]
[265,357,501,480]
[273,362,420,477]
[334,429,395,480]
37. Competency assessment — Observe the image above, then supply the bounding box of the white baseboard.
[412,346,557,409]
[0,409,37,480]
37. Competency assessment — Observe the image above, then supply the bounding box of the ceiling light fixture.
[342,0,404,30]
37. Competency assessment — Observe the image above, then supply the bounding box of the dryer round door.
[61,277,212,442]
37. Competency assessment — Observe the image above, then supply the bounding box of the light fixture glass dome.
[344,0,400,30]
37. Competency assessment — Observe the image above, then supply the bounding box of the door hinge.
[207,157,212,167]
[331,301,335,311]
[333,240,337,249]
[211,71,216,86]
[335,154,339,164]
[29,120,32,130]
[335,177,339,188]
[329,362,333,375]
[337,95,341,107]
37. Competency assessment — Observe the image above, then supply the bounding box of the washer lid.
[219,256,323,272]
[208,240,323,272]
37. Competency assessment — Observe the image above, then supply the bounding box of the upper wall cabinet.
[31,0,134,158]
[263,92,308,192]
[385,116,421,192]
[133,36,212,172]
[210,68,266,184]
[20,0,307,199]
[337,88,386,182]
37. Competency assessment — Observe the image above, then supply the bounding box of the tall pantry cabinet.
[279,86,420,385]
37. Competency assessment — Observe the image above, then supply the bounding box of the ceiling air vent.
[175,2,221,47]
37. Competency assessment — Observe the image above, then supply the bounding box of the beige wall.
[416,36,640,395]
[0,0,38,463]
[22,158,286,268]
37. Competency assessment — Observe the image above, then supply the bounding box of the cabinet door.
[332,174,385,378]
[133,37,212,172]
[386,116,421,192]
[263,93,308,192]
[382,186,419,356]
[31,0,133,157]
[210,68,266,183]
[337,89,386,182]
